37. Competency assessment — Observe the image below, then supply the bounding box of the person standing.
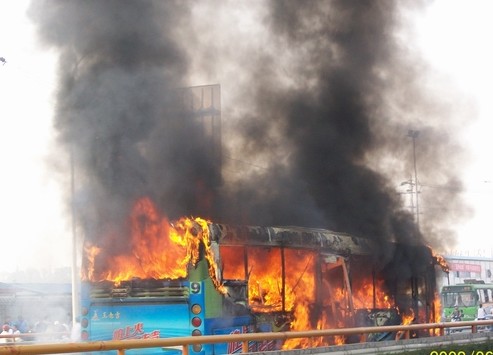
[477,303,487,320]
[0,324,13,343]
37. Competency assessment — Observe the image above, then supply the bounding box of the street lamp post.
[70,144,79,325]
[407,130,420,230]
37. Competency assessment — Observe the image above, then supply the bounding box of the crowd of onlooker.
[0,315,75,344]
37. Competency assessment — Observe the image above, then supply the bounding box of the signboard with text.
[449,263,481,273]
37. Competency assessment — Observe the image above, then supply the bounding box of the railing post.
[117,349,125,355]
[182,345,189,355]
[242,340,249,353]
[472,325,477,333]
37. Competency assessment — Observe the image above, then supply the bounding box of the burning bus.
[80,197,444,355]
[26,1,466,353]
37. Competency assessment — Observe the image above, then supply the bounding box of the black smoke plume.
[28,1,469,264]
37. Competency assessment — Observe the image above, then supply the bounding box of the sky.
[413,0,493,257]
[0,0,492,277]
[0,0,71,274]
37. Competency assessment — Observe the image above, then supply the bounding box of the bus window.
[442,293,455,308]
[477,290,483,303]
[220,246,247,280]
[441,292,476,308]
[457,292,476,307]
[484,289,491,303]
[479,289,488,303]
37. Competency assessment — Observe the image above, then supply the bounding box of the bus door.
[475,287,493,317]
[320,255,354,328]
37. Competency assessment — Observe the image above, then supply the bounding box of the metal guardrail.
[1,320,493,355]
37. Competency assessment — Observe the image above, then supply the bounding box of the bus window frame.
[442,291,477,308]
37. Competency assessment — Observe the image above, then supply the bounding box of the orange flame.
[432,292,442,335]
[400,308,415,325]
[82,196,442,349]
[82,197,225,292]
[353,278,393,309]
[432,250,449,273]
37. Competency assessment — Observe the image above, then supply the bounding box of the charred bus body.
[80,219,441,354]
[211,224,440,338]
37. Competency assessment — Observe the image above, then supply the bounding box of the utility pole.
[70,145,80,325]
[407,130,420,230]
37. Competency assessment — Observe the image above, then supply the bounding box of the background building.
[437,252,493,291]
[0,282,72,331]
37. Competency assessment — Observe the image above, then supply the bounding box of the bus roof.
[209,223,375,256]
[208,223,432,258]
[462,279,486,284]
[442,283,493,292]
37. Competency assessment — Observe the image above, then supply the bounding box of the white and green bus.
[441,279,493,321]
